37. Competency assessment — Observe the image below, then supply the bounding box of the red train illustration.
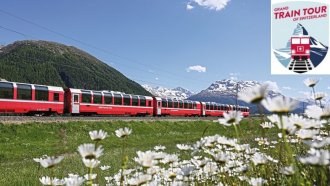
[291,36,310,60]
[0,81,250,117]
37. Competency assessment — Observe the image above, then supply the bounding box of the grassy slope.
[0,119,270,185]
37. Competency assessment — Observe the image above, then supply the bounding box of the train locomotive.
[0,81,250,117]
[291,36,310,60]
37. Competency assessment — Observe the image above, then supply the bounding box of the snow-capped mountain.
[273,23,328,68]
[197,79,280,97]
[188,79,290,113]
[142,85,194,99]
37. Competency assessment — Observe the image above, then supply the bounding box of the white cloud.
[264,81,280,93]
[186,3,194,10]
[189,0,231,11]
[282,86,292,90]
[155,77,159,80]
[186,65,207,73]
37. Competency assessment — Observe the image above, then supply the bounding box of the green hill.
[0,40,151,96]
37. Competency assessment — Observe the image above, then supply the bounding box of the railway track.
[0,115,222,124]
[288,59,313,73]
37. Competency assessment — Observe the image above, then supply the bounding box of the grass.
[0,118,276,185]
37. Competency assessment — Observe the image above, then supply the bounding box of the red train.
[291,36,310,60]
[0,81,250,117]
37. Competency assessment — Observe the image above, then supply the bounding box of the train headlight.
[305,50,310,54]
[292,50,296,54]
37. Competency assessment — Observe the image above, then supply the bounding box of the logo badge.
[271,0,329,74]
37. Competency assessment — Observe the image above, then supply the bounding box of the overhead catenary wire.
[0,9,213,85]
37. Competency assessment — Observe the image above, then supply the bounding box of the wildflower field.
[0,119,258,185]
[1,78,330,186]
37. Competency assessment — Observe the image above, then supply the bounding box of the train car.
[0,81,64,115]
[238,106,250,117]
[291,36,310,60]
[203,102,229,117]
[65,88,153,116]
[153,97,201,116]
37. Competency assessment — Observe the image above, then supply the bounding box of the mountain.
[142,85,194,99]
[0,40,151,96]
[274,23,328,68]
[188,79,305,114]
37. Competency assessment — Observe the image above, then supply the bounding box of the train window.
[179,101,183,108]
[162,99,167,108]
[53,93,60,102]
[0,82,13,99]
[168,99,173,108]
[292,38,300,44]
[206,103,209,110]
[301,38,309,44]
[123,95,131,106]
[74,95,79,103]
[193,102,197,109]
[148,100,152,107]
[82,91,92,103]
[132,96,139,106]
[114,94,122,105]
[188,102,192,109]
[93,92,102,104]
[183,101,188,109]
[17,84,32,100]
[140,97,146,106]
[173,100,178,108]
[104,93,112,104]
[35,86,49,101]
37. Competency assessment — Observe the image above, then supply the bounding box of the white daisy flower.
[40,176,52,186]
[154,145,166,151]
[260,122,274,129]
[64,174,85,186]
[78,144,104,159]
[305,105,330,120]
[176,144,193,150]
[39,156,64,168]
[134,151,156,168]
[211,152,230,163]
[249,177,267,186]
[295,129,319,140]
[40,176,65,186]
[262,96,298,114]
[314,92,326,101]
[127,174,152,186]
[299,149,330,166]
[100,165,111,171]
[238,83,269,104]
[218,111,243,126]
[82,158,100,168]
[251,153,268,166]
[303,139,328,149]
[162,154,179,164]
[84,173,97,181]
[303,78,319,88]
[279,166,295,176]
[115,127,132,138]
[89,130,108,141]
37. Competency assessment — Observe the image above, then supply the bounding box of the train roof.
[0,80,64,92]
[67,88,153,100]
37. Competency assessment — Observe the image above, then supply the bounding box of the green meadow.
[0,119,269,185]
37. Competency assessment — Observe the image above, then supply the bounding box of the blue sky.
[0,0,329,99]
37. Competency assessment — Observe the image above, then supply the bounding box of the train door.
[157,101,161,115]
[201,102,206,116]
[72,94,80,114]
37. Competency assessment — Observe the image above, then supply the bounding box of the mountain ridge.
[0,40,151,96]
